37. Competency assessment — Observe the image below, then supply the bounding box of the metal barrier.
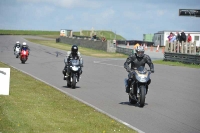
[164,52,200,64]
[116,46,134,55]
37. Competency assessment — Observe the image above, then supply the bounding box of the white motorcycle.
[14,46,20,58]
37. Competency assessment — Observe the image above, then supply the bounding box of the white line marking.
[93,59,124,67]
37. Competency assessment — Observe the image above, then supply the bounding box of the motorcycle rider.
[62,45,83,80]
[20,42,30,55]
[124,46,154,93]
[13,41,21,52]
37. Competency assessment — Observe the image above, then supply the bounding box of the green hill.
[73,30,126,40]
[0,29,126,40]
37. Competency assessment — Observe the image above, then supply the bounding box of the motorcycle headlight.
[71,66,79,71]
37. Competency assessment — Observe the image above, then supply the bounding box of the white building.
[60,29,73,37]
[153,30,200,47]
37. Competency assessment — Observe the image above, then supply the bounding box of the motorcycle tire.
[21,60,25,64]
[71,75,76,89]
[138,86,146,107]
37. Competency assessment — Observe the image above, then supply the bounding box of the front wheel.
[71,74,76,89]
[138,86,146,107]
[21,59,25,64]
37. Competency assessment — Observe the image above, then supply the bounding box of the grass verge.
[26,39,127,58]
[0,62,137,133]
[153,60,200,69]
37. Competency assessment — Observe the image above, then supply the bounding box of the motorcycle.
[14,46,20,58]
[66,59,81,89]
[125,66,151,107]
[20,48,29,64]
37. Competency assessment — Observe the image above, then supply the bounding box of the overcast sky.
[0,0,200,40]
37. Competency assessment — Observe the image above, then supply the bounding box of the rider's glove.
[151,69,154,73]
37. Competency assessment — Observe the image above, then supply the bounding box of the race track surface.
[1,35,200,133]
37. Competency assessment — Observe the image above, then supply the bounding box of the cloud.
[123,11,141,20]
[65,15,74,21]
[17,0,101,9]
[156,10,165,16]
[100,8,115,19]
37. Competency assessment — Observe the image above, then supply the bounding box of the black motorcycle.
[125,66,151,107]
[66,59,81,89]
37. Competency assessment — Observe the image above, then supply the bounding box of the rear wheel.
[138,86,146,107]
[71,75,76,89]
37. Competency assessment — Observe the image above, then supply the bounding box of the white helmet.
[22,42,27,46]
[16,41,20,44]
[136,46,145,57]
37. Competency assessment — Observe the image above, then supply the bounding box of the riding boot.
[62,69,67,80]
[126,79,132,93]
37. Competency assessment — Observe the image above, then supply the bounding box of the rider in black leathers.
[124,46,154,93]
[62,45,83,80]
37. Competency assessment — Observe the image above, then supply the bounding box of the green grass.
[153,60,200,69]
[0,29,126,40]
[0,30,59,35]
[0,62,137,133]
[26,39,128,58]
[75,30,126,40]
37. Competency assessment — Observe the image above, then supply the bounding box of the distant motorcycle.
[14,46,20,58]
[66,59,81,89]
[20,48,29,64]
[125,66,151,107]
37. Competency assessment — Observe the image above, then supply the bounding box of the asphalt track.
[1,35,200,133]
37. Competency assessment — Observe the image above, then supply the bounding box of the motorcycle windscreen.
[71,59,80,66]
[135,66,150,82]
[21,47,28,51]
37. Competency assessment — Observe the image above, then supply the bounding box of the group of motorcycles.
[65,58,151,107]
[13,42,151,107]
[14,45,29,64]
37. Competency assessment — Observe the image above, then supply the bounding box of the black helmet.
[136,46,145,57]
[71,45,78,54]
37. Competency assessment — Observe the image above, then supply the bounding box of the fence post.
[194,41,196,55]
[184,42,187,54]
[165,40,169,52]
[177,41,180,53]
[181,41,183,53]
[170,42,173,53]
[189,42,191,54]
[173,41,176,53]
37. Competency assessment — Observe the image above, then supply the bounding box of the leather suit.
[62,52,83,80]
[124,53,154,93]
